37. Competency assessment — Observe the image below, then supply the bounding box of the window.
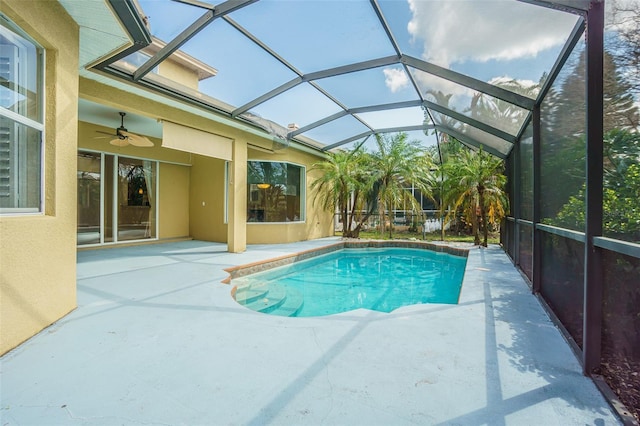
[247,161,304,223]
[0,15,44,213]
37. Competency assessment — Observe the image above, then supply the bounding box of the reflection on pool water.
[232,247,467,317]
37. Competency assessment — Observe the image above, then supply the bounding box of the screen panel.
[540,231,585,348]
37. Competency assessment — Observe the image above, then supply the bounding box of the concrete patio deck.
[1,238,620,425]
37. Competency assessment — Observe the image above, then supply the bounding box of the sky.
[134,0,586,152]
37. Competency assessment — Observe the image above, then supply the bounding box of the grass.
[335,229,500,245]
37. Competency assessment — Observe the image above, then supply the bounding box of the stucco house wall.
[0,0,79,355]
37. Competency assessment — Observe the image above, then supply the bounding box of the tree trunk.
[346,197,355,238]
[471,205,480,246]
[478,186,488,247]
[440,203,446,241]
[342,210,351,238]
[341,200,350,238]
[352,192,380,239]
[342,192,352,238]
[388,201,394,239]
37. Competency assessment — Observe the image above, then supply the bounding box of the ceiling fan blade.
[96,130,116,136]
[121,131,154,147]
[110,137,130,147]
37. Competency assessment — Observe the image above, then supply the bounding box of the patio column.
[227,138,247,253]
[532,105,541,295]
[512,141,521,267]
[583,0,604,375]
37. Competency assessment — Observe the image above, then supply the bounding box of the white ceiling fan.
[95,112,154,147]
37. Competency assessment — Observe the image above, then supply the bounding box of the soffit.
[58,0,131,68]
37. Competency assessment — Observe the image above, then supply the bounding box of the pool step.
[267,288,304,317]
[242,282,287,313]
[234,281,269,304]
[236,282,303,317]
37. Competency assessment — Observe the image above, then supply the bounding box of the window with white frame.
[0,15,44,213]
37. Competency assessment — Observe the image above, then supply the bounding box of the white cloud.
[488,76,537,88]
[383,67,410,92]
[407,0,579,67]
[419,71,468,94]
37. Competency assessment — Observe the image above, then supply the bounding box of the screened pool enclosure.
[84,0,638,420]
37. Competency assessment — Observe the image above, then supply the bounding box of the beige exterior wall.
[189,154,227,242]
[227,138,247,252]
[158,163,190,239]
[158,60,199,90]
[0,1,79,355]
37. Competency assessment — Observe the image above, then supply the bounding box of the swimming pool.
[232,246,467,317]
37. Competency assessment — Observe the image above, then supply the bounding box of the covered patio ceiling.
[88,0,588,158]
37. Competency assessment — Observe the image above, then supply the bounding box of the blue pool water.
[233,247,468,317]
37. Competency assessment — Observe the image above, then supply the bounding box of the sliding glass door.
[117,157,156,241]
[77,152,101,244]
[77,151,157,245]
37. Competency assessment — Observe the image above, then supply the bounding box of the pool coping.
[222,239,470,286]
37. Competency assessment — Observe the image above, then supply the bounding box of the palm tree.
[444,146,508,246]
[370,133,435,239]
[309,149,378,238]
[428,135,468,241]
